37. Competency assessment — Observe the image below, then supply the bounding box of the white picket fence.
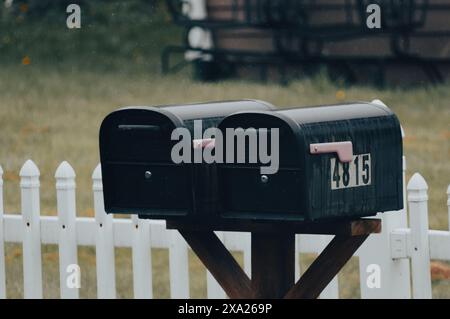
[0,157,449,299]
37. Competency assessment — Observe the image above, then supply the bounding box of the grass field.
[0,1,449,298]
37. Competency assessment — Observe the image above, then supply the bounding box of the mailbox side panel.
[302,115,403,221]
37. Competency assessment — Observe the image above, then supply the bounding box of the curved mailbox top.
[217,101,403,222]
[100,99,275,162]
[218,101,394,130]
[99,99,275,218]
[277,102,393,124]
[161,99,275,122]
[102,99,275,134]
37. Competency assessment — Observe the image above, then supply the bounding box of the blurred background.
[0,0,449,298]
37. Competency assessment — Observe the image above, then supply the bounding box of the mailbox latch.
[310,141,353,163]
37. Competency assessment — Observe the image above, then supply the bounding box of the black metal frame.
[162,0,450,83]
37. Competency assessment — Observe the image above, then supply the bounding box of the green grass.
[0,0,449,298]
[0,0,177,71]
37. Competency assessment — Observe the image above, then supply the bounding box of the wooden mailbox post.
[167,218,381,299]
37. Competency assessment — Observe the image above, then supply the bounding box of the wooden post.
[206,231,226,299]
[318,235,339,299]
[179,230,253,299]
[169,219,379,299]
[251,232,295,298]
[285,234,368,299]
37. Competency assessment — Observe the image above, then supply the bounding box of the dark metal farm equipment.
[162,0,450,84]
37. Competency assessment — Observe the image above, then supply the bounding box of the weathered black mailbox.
[99,100,274,218]
[100,99,402,224]
[217,101,403,221]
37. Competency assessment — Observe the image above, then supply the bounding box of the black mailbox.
[99,100,274,218]
[217,101,403,222]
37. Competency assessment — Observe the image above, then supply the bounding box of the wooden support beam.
[284,234,369,299]
[178,230,254,299]
[251,232,295,298]
[171,219,379,299]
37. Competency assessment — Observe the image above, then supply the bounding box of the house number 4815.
[330,153,372,190]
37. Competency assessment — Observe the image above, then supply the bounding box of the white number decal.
[331,153,371,190]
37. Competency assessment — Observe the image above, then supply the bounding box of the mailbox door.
[100,108,192,216]
[219,165,305,219]
[301,115,403,220]
[103,163,189,215]
[217,112,307,220]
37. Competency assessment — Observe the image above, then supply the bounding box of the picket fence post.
[169,229,189,298]
[20,160,43,298]
[407,173,432,299]
[0,165,5,299]
[55,161,79,299]
[92,164,116,298]
[131,215,153,299]
[242,232,251,278]
[294,235,300,282]
[447,184,450,232]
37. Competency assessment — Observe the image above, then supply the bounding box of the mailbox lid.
[100,100,274,163]
[278,102,403,220]
[99,107,182,163]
